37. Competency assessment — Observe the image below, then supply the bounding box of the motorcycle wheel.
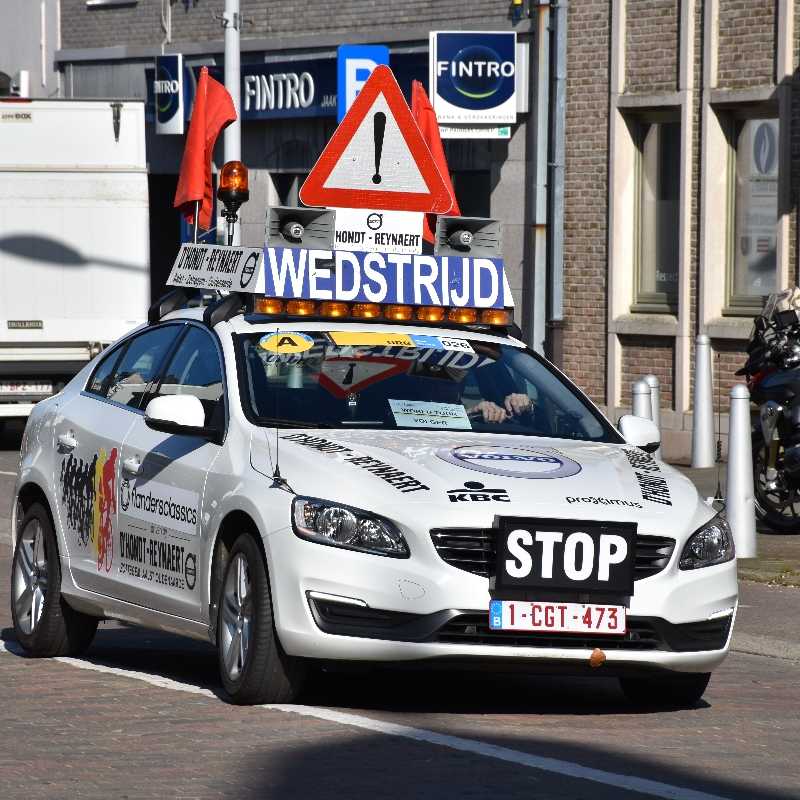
[752,431,800,533]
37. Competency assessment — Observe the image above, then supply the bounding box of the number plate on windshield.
[489,600,626,635]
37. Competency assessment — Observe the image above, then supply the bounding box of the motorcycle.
[737,288,800,533]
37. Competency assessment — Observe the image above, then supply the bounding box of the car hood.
[250,428,712,538]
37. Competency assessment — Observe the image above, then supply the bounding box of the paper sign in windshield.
[390,400,472,430]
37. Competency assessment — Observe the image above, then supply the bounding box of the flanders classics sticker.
[259,332,315,354]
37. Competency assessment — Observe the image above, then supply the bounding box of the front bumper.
[267,526,738,674]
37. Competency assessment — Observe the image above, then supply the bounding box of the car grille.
[436,613,663,650]
[429,529,675,581]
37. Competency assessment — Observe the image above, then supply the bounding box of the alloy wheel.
[12,519,49,635]
[220,553,253,680]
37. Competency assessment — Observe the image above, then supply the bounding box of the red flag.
[173,67,237,231]
[411,80,460,244]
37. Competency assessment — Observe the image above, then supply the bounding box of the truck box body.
[0,99,149,417]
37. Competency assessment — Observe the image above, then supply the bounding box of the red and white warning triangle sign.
[299,65,453,214]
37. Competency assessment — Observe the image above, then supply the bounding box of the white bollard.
[632,379,652,420]
[643,374,662,460]
[692,334,716,468]
[726,384,756,557]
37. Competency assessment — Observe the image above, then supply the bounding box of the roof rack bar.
[204,292,245,328]
[148,288,189,325]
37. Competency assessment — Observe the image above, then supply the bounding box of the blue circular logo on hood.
[436,445,582,479]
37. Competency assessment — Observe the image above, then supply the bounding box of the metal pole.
[524,4,550,354]
[692,334,716,468]
[643,374,662,460]
[632,380,652,420]
[726,384,757,557]
[223,0,241,245]
[193,200,199,244]
[546,0,567,366]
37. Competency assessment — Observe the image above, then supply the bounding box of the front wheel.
[619,673,710,709]
[11,502,98,656]
[752,432,800,533]
[216,533,306,705]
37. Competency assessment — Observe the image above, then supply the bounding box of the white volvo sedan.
[10,297,738,706]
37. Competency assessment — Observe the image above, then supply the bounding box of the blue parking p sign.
[337,44,390,122]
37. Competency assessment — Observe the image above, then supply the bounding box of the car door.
[114,323,226,621]
[54,324,184,597]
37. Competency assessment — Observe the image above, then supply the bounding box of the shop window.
[451,171,491,219]
[632,119,680,313]
[725,116,779,313]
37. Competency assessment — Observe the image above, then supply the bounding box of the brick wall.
[562,0,610,404]
[710,340,748,412]
[61,0,514,49]
[716,0,776,89]
[620,335,675,409]
[625,0,679,93]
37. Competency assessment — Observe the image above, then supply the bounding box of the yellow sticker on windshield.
[259,332,314,354]
[329,331,414,347]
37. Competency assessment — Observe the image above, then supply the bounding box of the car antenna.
[270,327,293,493]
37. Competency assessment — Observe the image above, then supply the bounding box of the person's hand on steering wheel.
[469,400,509,424]
[504,392,533,417]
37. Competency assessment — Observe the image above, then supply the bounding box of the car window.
[103,326,182,410]
[86,345,124,398]
[237,332,617,443]
[151,326,225,427]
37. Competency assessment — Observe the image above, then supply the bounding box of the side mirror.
[618,414,660,453]
[144,395,221,443]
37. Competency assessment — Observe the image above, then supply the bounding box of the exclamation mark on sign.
[372,112,386,184]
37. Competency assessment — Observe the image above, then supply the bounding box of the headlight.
[679,514,735,570]
[291,497,409,558]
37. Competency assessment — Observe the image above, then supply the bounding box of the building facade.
[564,0,799,460]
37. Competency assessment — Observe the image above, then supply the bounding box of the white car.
[10,298,738,706]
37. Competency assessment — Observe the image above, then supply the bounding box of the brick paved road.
[1,421,799,800]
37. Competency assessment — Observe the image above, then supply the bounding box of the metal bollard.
[643,374,662,460]
[726,384,757,557]
[692,334,715,468]
[632,379,652,420]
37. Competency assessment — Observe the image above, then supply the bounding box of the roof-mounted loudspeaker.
[434,216,503,259]
[266,206,336,250]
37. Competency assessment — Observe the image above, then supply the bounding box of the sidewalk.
[677,465,800,587]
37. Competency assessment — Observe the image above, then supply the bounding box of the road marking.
[0,639,733,800]
[0,470,17,476]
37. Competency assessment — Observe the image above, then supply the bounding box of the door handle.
[122,457,142,477]
[57,433,78,452]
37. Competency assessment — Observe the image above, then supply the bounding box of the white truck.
[0,99,150,423]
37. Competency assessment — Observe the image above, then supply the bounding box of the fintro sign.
[429,31,517,124]
[154,54,184,135]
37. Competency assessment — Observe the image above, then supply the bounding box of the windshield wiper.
[257,417,333,429]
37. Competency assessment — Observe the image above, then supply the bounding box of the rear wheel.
[216,532,306,705]
[619,672,711,709]
[752,432,800,533]
[11,502,98,656]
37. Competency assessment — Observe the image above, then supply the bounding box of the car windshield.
[237,330,619,442]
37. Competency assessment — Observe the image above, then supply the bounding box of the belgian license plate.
[489,599,626,635]
[0,381,52,395]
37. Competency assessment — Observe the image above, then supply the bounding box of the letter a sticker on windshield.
[259,332,315,354]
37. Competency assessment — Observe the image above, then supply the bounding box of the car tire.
[619,672,711,709]
[11,502,98,657]
[217,532,306,705]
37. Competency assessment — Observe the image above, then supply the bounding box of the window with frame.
[725,114,779,313]
[148,326,225,427]
[631,117,680,313]
[87,325,182,410]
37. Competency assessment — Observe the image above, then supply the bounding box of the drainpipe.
[546,0,567,367]
[524,1,550,354]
